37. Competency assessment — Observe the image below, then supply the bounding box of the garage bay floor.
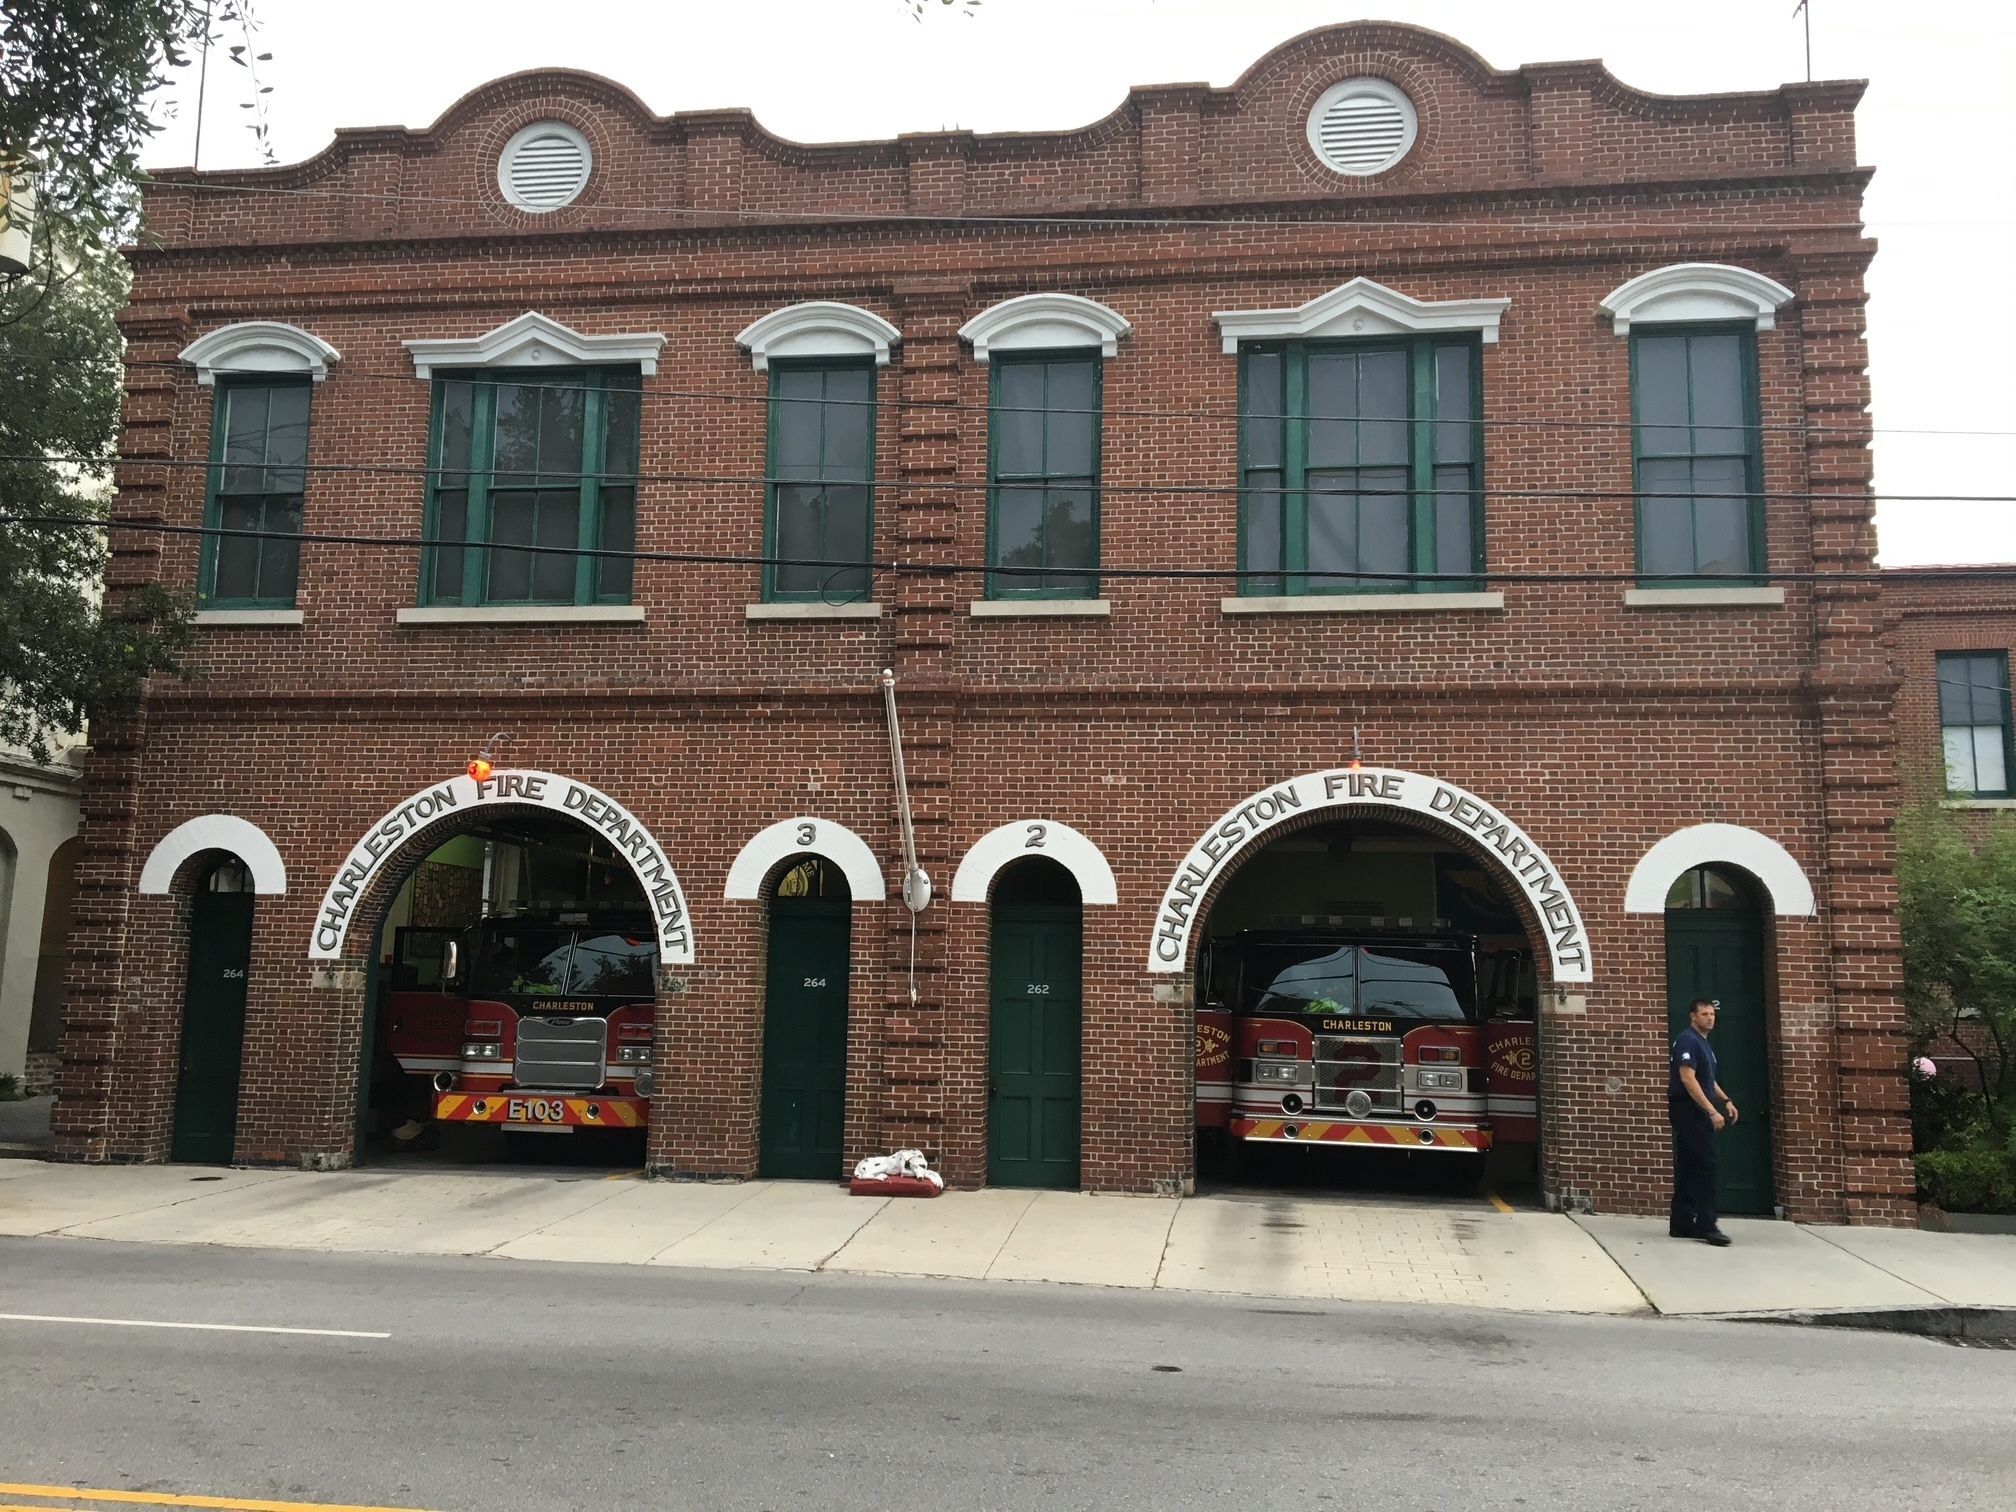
[3,1160,2011,1318]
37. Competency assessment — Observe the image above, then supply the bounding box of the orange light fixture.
[467,756,494,783]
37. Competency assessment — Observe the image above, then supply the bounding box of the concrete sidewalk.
[3,1160,2011,1320]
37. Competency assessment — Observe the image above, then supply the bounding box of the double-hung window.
[423,368,640,606]
[1939,652,2013,798]
[201,379,310,607]
[765,362,874,601]
[1238,338,1480,595]
[1631,326,1761,582]
[988,354,1099,598]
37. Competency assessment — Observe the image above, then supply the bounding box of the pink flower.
[1913,1056,1939,1079]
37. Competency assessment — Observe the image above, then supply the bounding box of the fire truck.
[1195,927,1538,1159]
[384,910,656,1142]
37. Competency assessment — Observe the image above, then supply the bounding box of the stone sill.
[395,605,646,626]
[1623,587,1787,609]
[744,601,883,621]
[1943,798,2016,811]
[968,599,1111,619]
[193,608,305,627]
[1220,591,1505,616]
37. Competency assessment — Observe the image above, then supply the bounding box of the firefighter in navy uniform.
[1669,997,1739,1246]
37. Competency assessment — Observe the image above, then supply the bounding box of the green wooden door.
[171,887,254,1164]
[989,904,1082,1189]
[759,900,851,1179]
[1665,909,1773,1215]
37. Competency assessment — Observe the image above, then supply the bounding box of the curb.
[1713,1304,2016,1344]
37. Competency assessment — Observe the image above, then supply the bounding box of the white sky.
[145,0,2016,566]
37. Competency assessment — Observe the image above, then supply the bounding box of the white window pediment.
[180,321,340,386]
[403,311,666,377]
[1213,277,1509,353]
[1600,263,1794,336]
[735,301,901,373]
[959,293,1132,362]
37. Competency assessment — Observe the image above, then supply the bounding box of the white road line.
[0,1313,389,1339]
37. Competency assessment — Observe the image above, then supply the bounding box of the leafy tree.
[1897,778,2016,1137]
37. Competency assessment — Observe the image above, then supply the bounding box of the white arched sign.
[1623,823,1816,916]
[950,820,1118,905]
[1148,766,1591,982]
[724,818,887,901]
[308,769,693,964]
[139,814,289,895]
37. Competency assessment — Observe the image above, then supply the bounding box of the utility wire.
[8,509,2009,587]
[62,356,2011,441]
[0,451,1989,504]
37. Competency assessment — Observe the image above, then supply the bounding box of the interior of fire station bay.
[136,766,1798,1222]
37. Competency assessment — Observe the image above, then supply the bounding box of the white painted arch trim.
[180,321,340,386]
[139,815,288,895]
[959,293,1132,362]
[1623,823,1816,916]
[1599,263,1795,335]
[1214,277,1509,353]
[1148,767,1591,982]
[404,311,666,377]
[951,821,1118,906]
[723,818,888,902]
[735,301,901,372]
[308,769,692,964]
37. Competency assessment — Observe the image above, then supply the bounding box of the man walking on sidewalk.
[1669,997,1739,1246]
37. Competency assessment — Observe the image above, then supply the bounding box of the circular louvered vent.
[1306,79,1417,178]
[498,122,592,212]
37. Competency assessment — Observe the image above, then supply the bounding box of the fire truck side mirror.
[442,939,461,984]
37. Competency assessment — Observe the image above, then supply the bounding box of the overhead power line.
[68,357,2014,441]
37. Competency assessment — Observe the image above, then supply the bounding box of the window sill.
[193,608,305,627]
[1219,591,1505,616]
[969,599,1110,619]
[1623,587,1786,609]
[1942,798,2016,810]
[745,602,883,621]
[395,605,647,626]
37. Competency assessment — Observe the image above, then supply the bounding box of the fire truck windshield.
[1243,942,1475,1023]
[469,925,655,1002]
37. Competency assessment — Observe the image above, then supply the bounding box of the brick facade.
[57,22,1917,1220]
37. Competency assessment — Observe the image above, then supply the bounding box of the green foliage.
[1915,1146,2016,1215]
[0,232,194,759]
[0,1072,20,1101]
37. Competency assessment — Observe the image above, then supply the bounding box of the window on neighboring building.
[1939,651,2013,798]
[1631,326,1761,582]
[765,362,874,601]
[422,368,640,606]
[201,379,310,607]
[1238,338,1480,596]
[988,354,1099,598]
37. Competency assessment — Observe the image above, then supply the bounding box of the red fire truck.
[385,911,656,1142]
[1195,928,1538,1158]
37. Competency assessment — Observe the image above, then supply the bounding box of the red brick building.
[59,21,1915,1222]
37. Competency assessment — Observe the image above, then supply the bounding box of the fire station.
[57,21,1915,1223]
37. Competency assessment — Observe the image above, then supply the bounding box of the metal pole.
[192,0,215,169]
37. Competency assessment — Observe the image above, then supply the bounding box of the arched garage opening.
[1160,769,1584,1205]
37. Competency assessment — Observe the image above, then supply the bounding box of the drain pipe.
[881,668,931,1007]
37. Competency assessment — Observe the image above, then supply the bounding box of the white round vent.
[1306,78,1417,178]
[498,122,592,212]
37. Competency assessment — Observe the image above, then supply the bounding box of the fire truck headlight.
[460,1042,503,1061]
[1253,1060,1303,1086]
[1416,1069,1463,1092]
[616,1045,651,1064]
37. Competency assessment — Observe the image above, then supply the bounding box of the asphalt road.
[0,1236,2009,1512]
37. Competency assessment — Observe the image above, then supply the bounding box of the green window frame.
[420,366,640,607]
[1237,337,1482,596]
[763,360,876,602]
[986,352,1101,599]
[1630,324,1764,584]
[199,376,311,608]
[1938,651,2014,798]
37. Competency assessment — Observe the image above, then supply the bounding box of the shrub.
[1915,1146,2016,1214]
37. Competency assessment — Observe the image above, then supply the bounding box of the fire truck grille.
[514,1016,607,1091]
[1312,1035,1403,1115]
